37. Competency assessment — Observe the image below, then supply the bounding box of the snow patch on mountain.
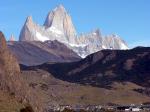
[102,45,107,49]
[48,26,63,35]
[36,31,49,42]
[69,43,87,47]
[120,43,129,49]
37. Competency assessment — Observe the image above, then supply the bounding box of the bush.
[20,106,34,112]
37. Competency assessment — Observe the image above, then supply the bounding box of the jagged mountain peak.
[26,16,33,22]
[108,34,123,39]
[19,16,36,41]
[79,29,101,37]
[53,4,66,12]
[91,29,101,36]
[0,31,7,50]
[44,4,69,28]
[112,34,120,37]
[9,34,15,41]
[24,16,34,25]
[103,34,129,50]
[43,4,77,42]
[105,34,127,44]
[19,5,129,58]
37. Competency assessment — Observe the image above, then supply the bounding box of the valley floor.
[21,69,150,111]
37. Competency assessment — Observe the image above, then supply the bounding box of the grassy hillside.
[22,69,150,106]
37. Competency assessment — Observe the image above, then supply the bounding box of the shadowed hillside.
[21,47,150,88]
[8,40,81,66]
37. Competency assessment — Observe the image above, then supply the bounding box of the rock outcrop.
[0,31,43,112]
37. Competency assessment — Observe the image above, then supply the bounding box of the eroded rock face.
[0,31,43,112]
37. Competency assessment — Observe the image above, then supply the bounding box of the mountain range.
[1,31,150,112]
[19,5,128,58]
[0,4,149,112]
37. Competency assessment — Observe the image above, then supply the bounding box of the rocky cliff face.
[19,5,77,44]
[0,32,43,112]
[44,4,77,43]
[19,5,129,58]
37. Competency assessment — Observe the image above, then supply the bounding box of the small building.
[125,108,131,111]
[131,107,141,112]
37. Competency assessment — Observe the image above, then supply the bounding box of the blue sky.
[0,0,150,48]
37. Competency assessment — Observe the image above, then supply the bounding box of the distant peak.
[94,28,100,34]
[43,4,77,39]
[54,4,66,12]
[90,29,101,36]
[0,31,7,50]
[25,16,33,23]
[10,34,15,41]
[58,4,65,9]
[111,34,125,41]
[44,5,68,27]
[112,34,119,37]
[106,34,120,38]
